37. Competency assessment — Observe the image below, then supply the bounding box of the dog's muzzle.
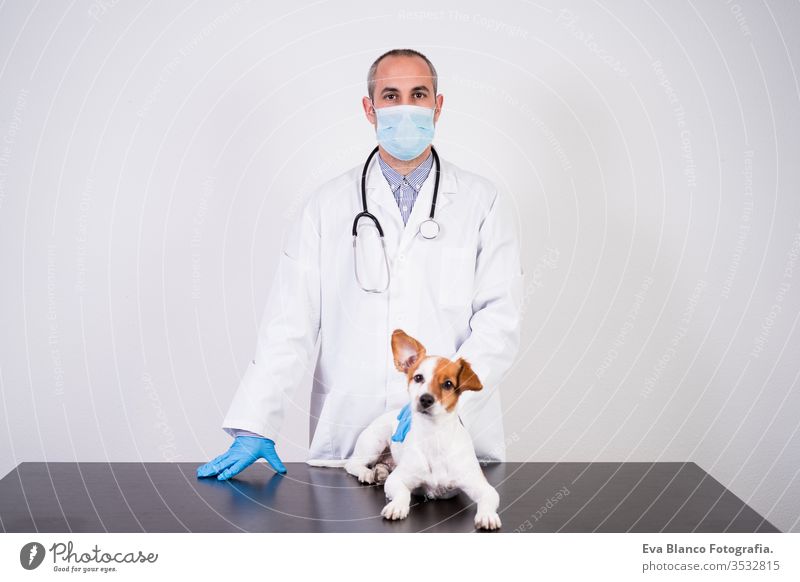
[418,393,434,410]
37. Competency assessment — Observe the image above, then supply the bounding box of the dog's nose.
[419,393,435,409]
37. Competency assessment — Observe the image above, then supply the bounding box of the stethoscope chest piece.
[418,218,440,240]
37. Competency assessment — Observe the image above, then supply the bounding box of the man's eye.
[443,380,454,390]
[385,94,396,100]
[414,92,426,99]
[413,374,424,383]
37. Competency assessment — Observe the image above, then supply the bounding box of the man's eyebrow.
[380,85,431,95]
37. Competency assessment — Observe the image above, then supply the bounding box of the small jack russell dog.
[313,329,501,530]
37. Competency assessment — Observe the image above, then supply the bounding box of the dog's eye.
[413,374,424,383]
[443,380,454,390]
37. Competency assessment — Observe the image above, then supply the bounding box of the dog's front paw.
[357,467,375,484]
[474,511,501,530]
[381,499,410,520]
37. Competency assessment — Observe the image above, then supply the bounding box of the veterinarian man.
[198,49,524,480]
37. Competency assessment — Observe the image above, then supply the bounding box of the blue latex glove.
[391,403,412,442]
[196,436,287,480]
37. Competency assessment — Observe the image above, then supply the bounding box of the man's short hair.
[367,49,438,101]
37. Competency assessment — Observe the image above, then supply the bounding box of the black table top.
[0,462,779,533]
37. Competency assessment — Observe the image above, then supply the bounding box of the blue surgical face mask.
[371,102,436,161]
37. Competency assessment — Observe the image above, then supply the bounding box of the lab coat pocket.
[438,246,476,307]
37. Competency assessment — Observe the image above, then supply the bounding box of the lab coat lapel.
[364,152,457,256]
[364,158,404,253]
[398,160,455,253]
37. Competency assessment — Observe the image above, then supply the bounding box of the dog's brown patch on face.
[431,358,483,412]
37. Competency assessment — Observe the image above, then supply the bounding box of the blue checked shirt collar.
[377,151,434,194]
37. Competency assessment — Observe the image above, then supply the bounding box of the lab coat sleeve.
[228,428,265,438]
[453,187,524,433]
[221,194,322,443]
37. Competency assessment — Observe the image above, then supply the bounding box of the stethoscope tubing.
[351,145,441,237]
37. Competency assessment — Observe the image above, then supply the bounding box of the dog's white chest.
[401,440,464,499]
[419,477,459,499]
[389,413,481,500]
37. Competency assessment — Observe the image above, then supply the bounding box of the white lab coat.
[222,151,525,464]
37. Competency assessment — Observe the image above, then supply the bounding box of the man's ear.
[456,358,483,392]
[391,329,426,373]
[363,96,377,125]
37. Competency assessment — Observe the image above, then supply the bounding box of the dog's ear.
[391,329,426,373]
[455,358,483,392]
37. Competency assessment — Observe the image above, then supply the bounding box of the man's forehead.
[374,58,433,87]
[374,73,433,86]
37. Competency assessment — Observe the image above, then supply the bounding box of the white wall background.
[0,0,798,532]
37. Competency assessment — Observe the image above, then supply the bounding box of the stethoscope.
[352,145,441,293]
